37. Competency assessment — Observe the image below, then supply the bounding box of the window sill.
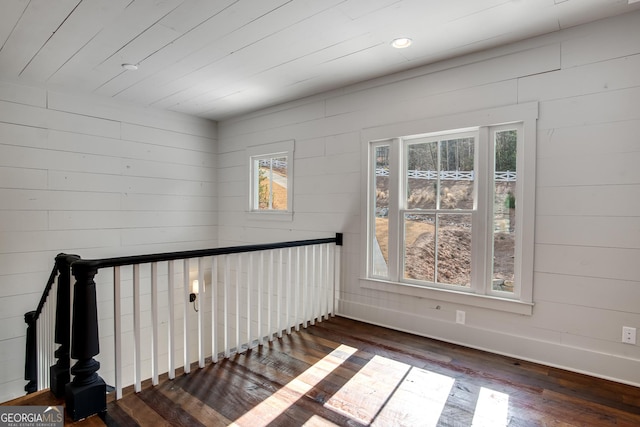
[360,278,533,315]
[246,211,293,222]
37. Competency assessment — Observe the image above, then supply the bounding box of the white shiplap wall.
[0,86,217,402]
[218,11,640,386]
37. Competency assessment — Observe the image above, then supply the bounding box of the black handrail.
[33,258,60,321]
[70,234,343,270]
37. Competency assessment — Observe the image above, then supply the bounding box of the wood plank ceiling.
[1,0,638,121]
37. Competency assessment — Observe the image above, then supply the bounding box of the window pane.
[437,213,472,287]
[258,156,288,210]
[403,212,435,282]
[492,130,517,292]
[439,138,475,210]
[407,140,437,209]
[403,212,472,287]
[373,146,390,277]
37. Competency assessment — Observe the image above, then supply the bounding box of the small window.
[248,140,294,219]
[252,154,288,211]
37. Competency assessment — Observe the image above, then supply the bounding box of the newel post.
[65,262,106,421]
[50,254,79,397]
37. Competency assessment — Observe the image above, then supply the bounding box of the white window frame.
[247,139,294,221]
[398,129,480,290]
[360,103,537,315]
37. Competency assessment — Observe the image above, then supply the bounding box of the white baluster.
[168,261,175,379]
[247,253,253,348]
[197,257,205,368]
[235,254,242,352]
[113,266,122,399]
[295,247,301,332]
[268,250,274,341]
[333,242,341,317]
[183,259,191,374]
[211,257,218,363]
[316,245,323,323]
[325,244,332,318]
[224,255,230,358]
[303,246,309,329]
[277,249,283,338]
[133,264,141,392]
[151,262,159,385]
[257,252,264,346]
[286,247,293,334]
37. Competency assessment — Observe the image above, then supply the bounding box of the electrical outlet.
[622,326,636,344]
[456,310,466,325]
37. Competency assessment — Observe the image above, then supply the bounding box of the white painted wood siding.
[217,11,640,387]
[2,6,639,404]
[0,87,217,402]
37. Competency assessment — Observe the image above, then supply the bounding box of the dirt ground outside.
[375,177,515,289]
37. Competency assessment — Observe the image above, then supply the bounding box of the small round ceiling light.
[391,37,412,49]
[121,63,138,71]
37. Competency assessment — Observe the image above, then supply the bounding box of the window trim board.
[360,277,534,315]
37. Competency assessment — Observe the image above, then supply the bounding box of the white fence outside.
[375,168,516,182]
[258,159,288,169]
[260,161,516,182]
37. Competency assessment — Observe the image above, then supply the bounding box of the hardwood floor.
[5,316,640,426]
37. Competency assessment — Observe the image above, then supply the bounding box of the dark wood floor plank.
[115,394,171,426]
[542,388,640,425]
[135,386,206,427]
[157,376,232,426]
[103,402,138,427]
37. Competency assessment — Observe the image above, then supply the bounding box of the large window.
[364,104,537,311]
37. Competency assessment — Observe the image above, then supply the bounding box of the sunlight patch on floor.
[325,355,410,424]
[372,367,455,426]
[325,355,455,426]
[471,386,510,427]
[302,414,340,426]
[230,344,357,427]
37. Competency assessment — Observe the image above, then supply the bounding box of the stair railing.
[45,233,343,421]
[24,254,79,396]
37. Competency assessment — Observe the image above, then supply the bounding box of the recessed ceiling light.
[391,37,412,49]
[121,63,138,71]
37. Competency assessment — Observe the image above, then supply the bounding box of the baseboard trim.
[337,299,640,388]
